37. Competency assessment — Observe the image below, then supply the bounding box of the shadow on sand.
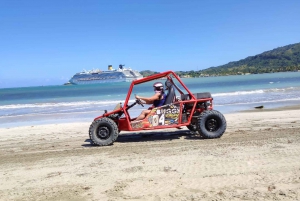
[82,130,203,147]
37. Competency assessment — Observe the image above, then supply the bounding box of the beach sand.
[0,106,300,201]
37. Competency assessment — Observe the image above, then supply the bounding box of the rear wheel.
[196,110,226,139]
[89,117,119,146]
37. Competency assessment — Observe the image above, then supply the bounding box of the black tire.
[196,110,226,139]
[89,117,119,146]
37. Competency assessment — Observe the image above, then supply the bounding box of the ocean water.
[1,72,300,127]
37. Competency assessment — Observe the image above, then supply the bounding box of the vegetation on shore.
[140,42,300,77]
[139,70,160,77]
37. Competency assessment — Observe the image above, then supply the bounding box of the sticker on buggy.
[148,104,180,127]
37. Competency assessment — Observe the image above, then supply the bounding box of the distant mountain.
[200,42,300,75]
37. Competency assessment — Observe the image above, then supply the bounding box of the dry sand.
[0,106,300,201]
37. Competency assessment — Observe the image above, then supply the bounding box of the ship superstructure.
[69,65,143,85]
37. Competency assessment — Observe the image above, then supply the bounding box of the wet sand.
[0,106,300,200]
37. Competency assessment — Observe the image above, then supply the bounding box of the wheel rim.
[97,126,110,140]
[205,118,219,132]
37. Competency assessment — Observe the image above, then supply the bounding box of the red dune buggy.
[89,71,226,146]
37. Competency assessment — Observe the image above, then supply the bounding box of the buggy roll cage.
[123,71,196,107]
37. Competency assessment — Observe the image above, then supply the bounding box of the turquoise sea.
[1,72,300,128]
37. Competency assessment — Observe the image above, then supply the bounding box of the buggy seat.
[164,80,176,105]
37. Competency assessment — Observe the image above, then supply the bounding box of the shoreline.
[239,103,300,112]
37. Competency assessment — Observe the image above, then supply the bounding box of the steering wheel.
[136,98,144,107]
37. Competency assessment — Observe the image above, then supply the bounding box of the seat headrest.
[165,80,173,89]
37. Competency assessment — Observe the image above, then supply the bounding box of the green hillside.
[140,42,300,77]
[199,42,300,76]
[140,70,160,77]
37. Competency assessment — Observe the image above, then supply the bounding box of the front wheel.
[196,110,226,139]
[89,117,119,146]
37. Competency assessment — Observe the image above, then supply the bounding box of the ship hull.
[69,70,143,85]
[70,77,141,85]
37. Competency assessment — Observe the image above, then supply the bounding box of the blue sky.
[0,0,299,88]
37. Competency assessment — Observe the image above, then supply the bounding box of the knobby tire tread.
[89,117,119,146]
[197,110,227,139]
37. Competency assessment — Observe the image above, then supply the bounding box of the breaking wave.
[213,90,264,97]
[213,87,300,97]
